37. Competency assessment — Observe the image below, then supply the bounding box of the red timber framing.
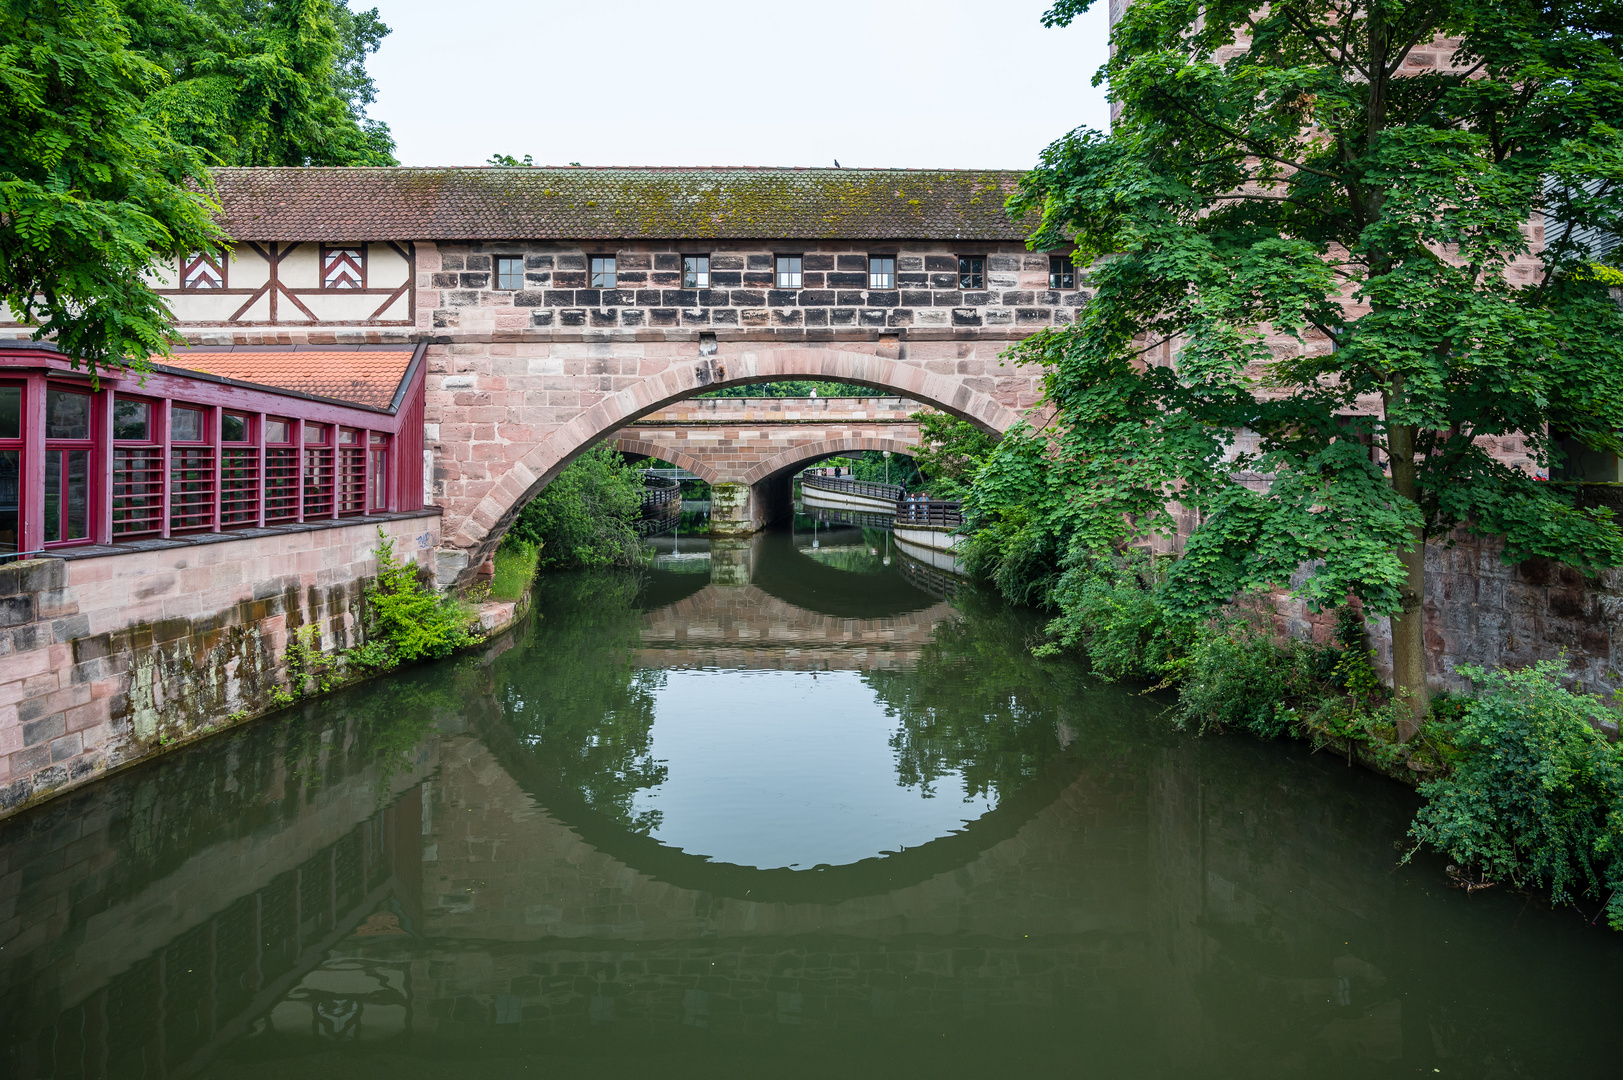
[0,342,427,560]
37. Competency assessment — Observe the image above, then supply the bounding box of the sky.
[363,0,1113,170]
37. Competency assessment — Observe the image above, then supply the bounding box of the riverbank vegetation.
[505,442,647,570]
[930,0,1623,927]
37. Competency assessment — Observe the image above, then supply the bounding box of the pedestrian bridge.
[612,395,924,534]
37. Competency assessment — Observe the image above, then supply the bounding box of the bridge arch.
[740,435,922,487]
[612,438,722,486]
[451,347,1023,562]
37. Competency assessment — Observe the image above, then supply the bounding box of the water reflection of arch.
[747,530,940,618]
[637,583,956,670]
[467,699,1084,906]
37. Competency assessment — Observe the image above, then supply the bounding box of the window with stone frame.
[590,255,617,288]
[868,256,896,289]
[775,255,803,289]
[322,246,366,289]
[495,256,524,290]
[180,251,226,290]
[683,255,710,288]
[1048,254,1076,290]
[958,256,984,290]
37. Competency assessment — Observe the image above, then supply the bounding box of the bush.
[367,532,481,662]
[507,442,645,570]
[490,539,539,601]
[1408,662,1623,928]
[1038,548,1198,681]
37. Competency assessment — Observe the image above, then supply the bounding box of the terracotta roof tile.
[166,350,415,409]
[210,166,1032,242]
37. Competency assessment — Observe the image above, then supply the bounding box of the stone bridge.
[613,395,925,533]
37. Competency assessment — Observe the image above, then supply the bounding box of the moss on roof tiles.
[210,166,1033,241]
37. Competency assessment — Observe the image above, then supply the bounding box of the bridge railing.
[800,474,906,503]
[894,498,964,530]
[640,472,682,508]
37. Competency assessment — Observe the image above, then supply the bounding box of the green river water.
[1,514,1620,1079]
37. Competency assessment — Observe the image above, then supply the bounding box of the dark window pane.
[0,450,17,552]
[868,257,895,289]
[44,452,60,542]
[172,407,205,442]
[0,386,20,440]
[959,256,984,290]
[46,389,89,440]
[590,256,616,288]
[683,256,709,288]
[776,256,802,288]
[222,414,249,442]
[114,399,150,441]
[266,419,290,443]
[496,257,523,290]
[65,450,88,540]
[304,424,327,445]
[1049,255,1075,290]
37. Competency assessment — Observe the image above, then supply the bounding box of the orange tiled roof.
[167,350,414,410]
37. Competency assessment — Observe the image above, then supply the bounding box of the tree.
[1,0,225,375]
[990,0,1623,735]
[506,442,647,570]
[124,0,396,166]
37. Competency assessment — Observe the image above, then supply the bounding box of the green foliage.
[998,0,1623,710]
[1409,662,1623,928]
[124,0,396,166]
[911,410,999,499]
[488,153,533,166]
[0,0,225,376]
[803,451,923,491]
[489,538,539,601]
[1037,548,1198,681]
[367,530,481,662]
[699,381,877,398]
[508,442,647,571]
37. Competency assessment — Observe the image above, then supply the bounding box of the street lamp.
[882,449,891,485]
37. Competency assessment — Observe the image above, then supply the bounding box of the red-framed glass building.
[0,342,427,559]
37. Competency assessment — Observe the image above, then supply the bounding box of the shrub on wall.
[367,532,481,662]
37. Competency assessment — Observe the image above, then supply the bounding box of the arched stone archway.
[740,435,921,487]
[611,438,722,486]
[436,346,1032,581]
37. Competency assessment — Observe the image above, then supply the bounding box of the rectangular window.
[221,413,250,442]
[171,406,206,443]
[181,252,226,290]
[1049,254,1076,290]
[44,450,89,544]
[46,389,90,440]
[958,256,984,290]
[495,256,524,290]
[0,450,17,554]
[369,446,388,510]
[0,384,21,440]
[304,424,328,445]
[266,418,292,444]
[683,255,710,289]
[322,246,365,289]
[589,255,617,289]
[775,256,803,289]
[868,256,896,289]
[113,398,150,441]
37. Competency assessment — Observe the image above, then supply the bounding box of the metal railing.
[894,498,963,529]
[800,474,905,503]
[641,473,682,508]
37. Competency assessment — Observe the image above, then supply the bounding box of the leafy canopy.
[507,442,648,570]
[0,0,224,374]
[979,0,1623,622]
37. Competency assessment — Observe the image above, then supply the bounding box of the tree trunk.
[1386,422,1430,740]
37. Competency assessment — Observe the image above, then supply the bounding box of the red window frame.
[0,380,23,555]
[42,385,95,547]
[111,394,163,539]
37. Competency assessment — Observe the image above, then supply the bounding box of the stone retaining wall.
[0,512,440,817]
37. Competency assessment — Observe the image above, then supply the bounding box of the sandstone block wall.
[416,242,1087,336]
[0,512,440,818]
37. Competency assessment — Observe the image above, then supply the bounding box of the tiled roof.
[209,167,1032,242]
[165,350,415,410]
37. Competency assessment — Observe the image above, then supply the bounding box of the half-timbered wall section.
[147,241,415,327]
